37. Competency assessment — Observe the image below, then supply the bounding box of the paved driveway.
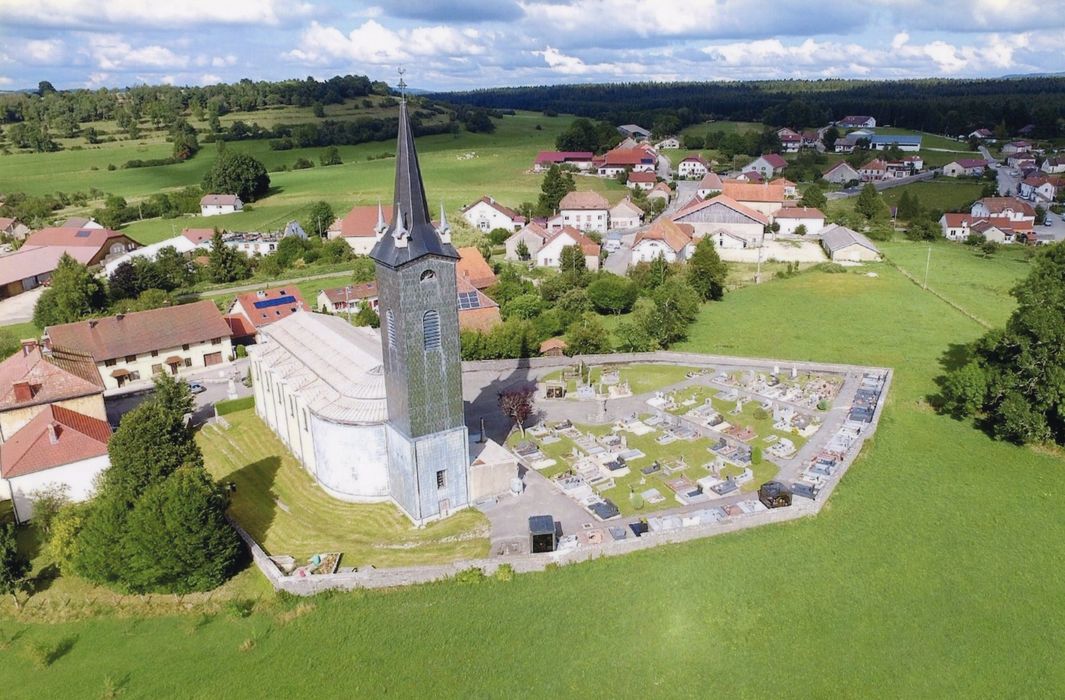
[105,359,253,428]
[0,287,43,326]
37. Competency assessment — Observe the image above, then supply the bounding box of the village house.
[858,159,888,182]
[58,217,103,230]
[1007,155,1037,173]
[773,207,825,236]
[317,282,380,314]
[461,196,525,233]
[647,182,673,205]
[556,191,610,233]
[868,134,922,152]
[822,161,860,184]
[0,217,30,241]
[776,127,802,153]
[596,147,656,177]
[617,124,651,141]
[535,226,601,271]
[1041,156,1065,175]
[1020,175,1065,202]
[456,277,502,333]
[832,133,866,153]
[199,193,243,216]
[670,194,769,242]
[220,222,307,257]
[504,222,550,262]
[721,181,787,217]
[820,225,881,262]
[0,246,96,301]
[44,300,234,391]
[328,203,392,255]
[533,151,595,172]
[968,128,993,140]
[744,154,788,177]
[1001,141,1032,156]
[539,337,568,357]
[629,220,694,265]
[457,246,498,290]
[181,228,216,246]
[677,154,710,179]
[971,197,1036,223]
[609,198,644,230]
[836,115,877,129]
[770,177,798,198]
[627,171,657,190]
[24,226,139,266]
[942,159,988,178]
[735,171,764,183]
[938,213,1033,243]
[227,287,311,340]
[696,172,724,199]
[654,137,679,150]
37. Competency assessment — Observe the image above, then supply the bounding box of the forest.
[432,77,1065,137]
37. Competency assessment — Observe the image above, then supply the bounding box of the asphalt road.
[104,359,253,428]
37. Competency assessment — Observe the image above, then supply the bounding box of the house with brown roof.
[327,203,393,255]
[23,226,139,267]
[228,287,310,339]
[627,170,657,190]
[630,220,694,265]
[0,340,105,443]
[609,198,644,230]
[539,337,568,357]
[557,191,610,233]
[457,247,498,290]
[504,222,550,262]
[721,181,787,217]
[0,217,30,241]
[533,151,594,172]
[938,213,1032,244]
[942,159,988,178]
[595,147,656,177]
[971,197,1036,223]
[182,228,216,246]
[647,181,673,204]
[461,196,524,233]
[316,282,380,314]
[837,115,877,129]
[536,226,601,271]
[858,159,889,182]
[0,246,96,300]
[696,172,724,199]
[0,404,112,522]
[677,154,711,179]
[744,154,788,177]
[45,300,234,391]
[456,277,501,333]
[200,193,243,216]
[1041,156,1065,175]
[670,194,769,241]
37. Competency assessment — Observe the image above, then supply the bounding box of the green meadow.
[4,235,1064,697]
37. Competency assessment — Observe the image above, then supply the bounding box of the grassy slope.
[0,111,628,245]
[4,253,1064,697]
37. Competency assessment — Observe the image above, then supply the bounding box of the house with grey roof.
[819,225,881,262]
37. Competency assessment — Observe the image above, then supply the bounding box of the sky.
[0,0,1063,92]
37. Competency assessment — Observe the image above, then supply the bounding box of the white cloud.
[0,74,12,86]
[85,36,189,71]
[285,20,487,66]
[0,0,314,28]
[211,54,238,68]
[24,39,65,64]
[201,73,223,85]
[86,72,110,87]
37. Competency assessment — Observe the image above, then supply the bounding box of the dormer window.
[420,269,436,282]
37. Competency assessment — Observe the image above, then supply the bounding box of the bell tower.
[370,85,469,524]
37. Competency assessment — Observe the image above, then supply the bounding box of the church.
[248,98,512,525]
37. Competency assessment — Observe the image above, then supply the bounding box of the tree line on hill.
[432,78,1065,138]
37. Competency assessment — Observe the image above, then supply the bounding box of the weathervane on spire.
[397,67,407,104]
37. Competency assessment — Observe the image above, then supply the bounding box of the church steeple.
[370,99,458,267]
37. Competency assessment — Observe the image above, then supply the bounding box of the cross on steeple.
[397,67,407,104]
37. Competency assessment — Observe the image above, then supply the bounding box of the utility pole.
[923,245,931,289]
[755,226,766,284]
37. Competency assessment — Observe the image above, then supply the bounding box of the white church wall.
[310,416,391,501]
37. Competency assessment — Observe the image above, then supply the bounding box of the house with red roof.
[627,170,657,190]
[456,247,498,290]
[596,147,656,177]
[0,340,105,444]
[744,154,788,177]
[46,300,234,390]
[0,217,30,241]
[461,196,525,233]
[0,245,96,300]
[316,282,380,315]
[776,128,802,153]
[939,212,1033,244]
[536,227,601,271]
[677,154,711,179]
[647,181,673,204]
[456,277,501,333]
[721,181,787,216]
[533,151,595,172]
[228,287,310,338]
[836,115,877,128]
[327,204,393,256]
[697,172,724,199]
[182,228,216,246]
[1001,141,1032,156]
[23,226,139,267]
[630,220,695,265]
[971,197,1036,223]
[0,404,112,522]
[1020,175,1065,202]
[199,193,243,216]
[1041,156,1065,175]
[969,128,993,140]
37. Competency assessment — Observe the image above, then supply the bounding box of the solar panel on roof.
[457,291,481,310]
[75,230,92,238]
[253,295,297,310]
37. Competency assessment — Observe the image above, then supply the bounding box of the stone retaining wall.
[234,352,893,596]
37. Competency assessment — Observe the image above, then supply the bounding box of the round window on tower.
[420,269,436,282]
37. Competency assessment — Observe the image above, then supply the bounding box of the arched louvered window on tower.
[423,310,441,351]
[386,310,396,348]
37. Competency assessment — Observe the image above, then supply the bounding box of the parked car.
[188,381,207,394]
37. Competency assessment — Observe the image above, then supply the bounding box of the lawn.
[197,409,489,567]
[828,178,985,218]
[3,189,1065,696]
[540,362,697,396]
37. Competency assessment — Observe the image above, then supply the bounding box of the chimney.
[13,381,33,402]
[20,339,38,356]
[116,313,124,322]
[47,422,60,445]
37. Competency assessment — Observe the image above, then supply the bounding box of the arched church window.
[423,310,441,350]
[420,269,436,282]
[386,310,396,348]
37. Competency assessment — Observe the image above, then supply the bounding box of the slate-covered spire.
[370,99,458,267]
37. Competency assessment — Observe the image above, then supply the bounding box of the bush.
[817,399,829,411]
[752,407,769,420]
[234,345,248,359]
[813,262,847,274]
[454,567,487,584]
[215,396,254,416]
[493,564,515,582]
[751,445,763,465]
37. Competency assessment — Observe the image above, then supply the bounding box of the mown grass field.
[4,243,1063,697]
[828,178,985,218]
[0,110,628,245]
